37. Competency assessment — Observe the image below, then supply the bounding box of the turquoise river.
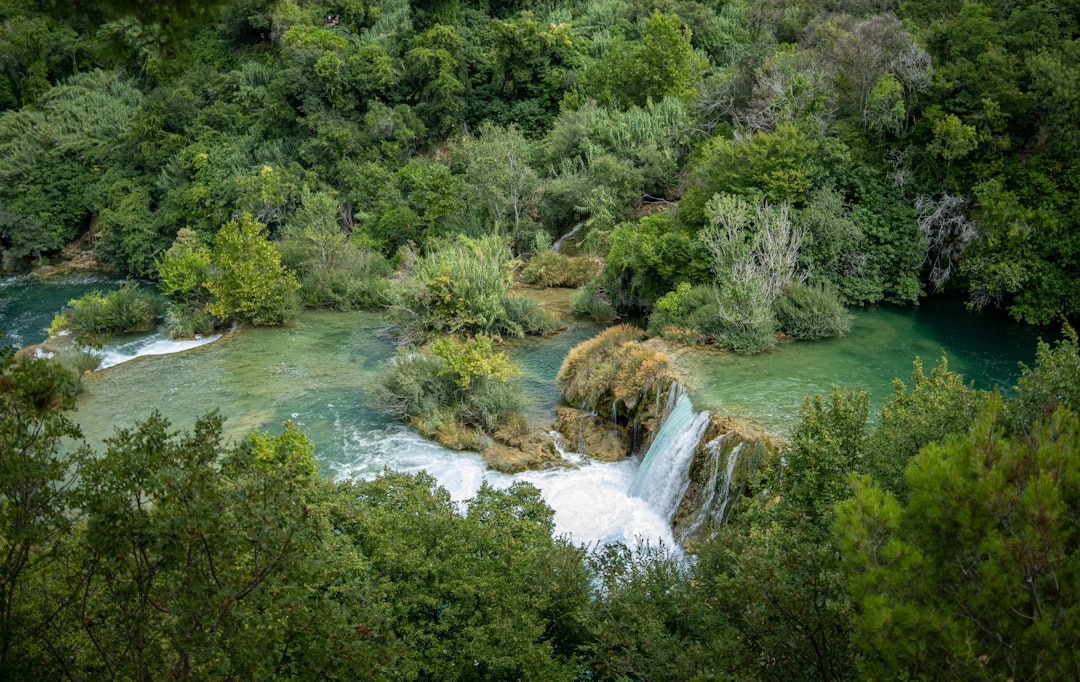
[1,274,1055,547]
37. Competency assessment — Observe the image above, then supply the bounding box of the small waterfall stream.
[628,388,711,523]
[550,222,585,253]
[98,330,222,369]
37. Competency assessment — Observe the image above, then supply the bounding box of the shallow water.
[676,298,1047,434]
[5,276,1051,546]
[73,311,675,547]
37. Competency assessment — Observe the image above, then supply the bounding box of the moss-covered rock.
[672,414,779,549]
[481,429,565,473]
[556,324,673,426]
[554,407,631,461]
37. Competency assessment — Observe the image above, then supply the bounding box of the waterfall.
[97,330,222,369]
[677,437,743,542]
[628,390,711,523]
[678,434,725,540]
[550,222,585,253]
[713,443,742,524]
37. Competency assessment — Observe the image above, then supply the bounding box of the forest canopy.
[0,0,1077,326]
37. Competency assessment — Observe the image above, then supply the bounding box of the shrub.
[56,282,164,340]
[205,213,301,326]
[279,190,393,311]
[570,281,617,322]
[372,336,527,442]
[647,283,722,342]
[164,304,217,339]
[715,319,778,355]
[519,251,602,288]
[502,294,562,336]
[395,235,553,343]
[556,325,670,417]
[773,283,852,340]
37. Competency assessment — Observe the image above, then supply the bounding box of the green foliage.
[773,282,852,340]
[0,350,83,674]
[93,180,167,277]
[373,338,527,442]
[405,24,466,137]
[452,122,539,253]
[54,281,164,341]
[395,234,556,343]
[867,356,985,498]
[646,282,720,344]
[681,123,819,227]
[602,211,709,310]
[0,70,142,266]
[327,473,587,680]
[431,334,520,389]
[156,228,216,336]
[689,386,870,680]
[520,251,601,288]
[1010,324,1080,433]
[784,385,870,523]
[0,354,594,677]
[796,186,887,306]
[204,213,300,326]
[569,281,617,322]
[74,411,321,680]
[837,396,1080,680]
[586,11,704,108]
[279,189,391,310]
[584,542,733,680]
[701,193,804,354]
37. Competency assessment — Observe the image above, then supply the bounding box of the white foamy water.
[334,425,676,549]
[98,331,222,369]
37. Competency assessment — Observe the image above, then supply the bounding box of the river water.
[1,275,1051,547]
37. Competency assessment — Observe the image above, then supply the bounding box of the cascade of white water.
[678,433,726,540]
[628,391,711,523]
[98,330,221,369]
[550,222,585,253]
[713,443,743,524]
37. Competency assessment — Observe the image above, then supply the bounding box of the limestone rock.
[481,429,565,473]
[554,406,631,461]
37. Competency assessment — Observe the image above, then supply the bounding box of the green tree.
[405,24,466,137]
[701,193,805,353]
[205,213,300,326]
[74,412,323,680]
[279,188,391,310]
[453,123,539,254]
[866,356,985,499]
[837,396,1080,680]
[93,179,166,277]
[0,351,84,675]
[328,472,586,680]
[693,386,869,680]
[587,11,703,109]
[681,123,820,227]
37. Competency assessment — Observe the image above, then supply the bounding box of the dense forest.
[2,0,1080,679]
[2,0,1078,328]
[3,314,1079,680]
